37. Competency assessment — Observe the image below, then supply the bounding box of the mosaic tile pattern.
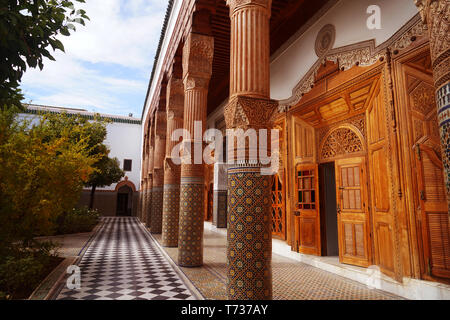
[272,262,402,300]
[437,82,450,213]
[227,167,272,300]
[144,188,152,227]
[213,190,227,228]
[178,183,204,267]
[150,187,164,234]
[153,233,226,300]
[56,217,195,300]
[162,184,180,247]
[154,226,402,300]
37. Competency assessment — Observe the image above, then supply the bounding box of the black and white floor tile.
[56,217,196,300]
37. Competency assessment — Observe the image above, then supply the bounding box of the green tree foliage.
[0,108,100,247]
[86,153,124,209]
[0,0,89,107]
[43,114,125,209]
[0,109,124,299]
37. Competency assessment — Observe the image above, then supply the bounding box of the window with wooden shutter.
[123,159,132,172]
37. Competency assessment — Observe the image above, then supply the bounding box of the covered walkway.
[152,223,402,300]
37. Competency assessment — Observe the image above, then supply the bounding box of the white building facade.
[21,104,142,216]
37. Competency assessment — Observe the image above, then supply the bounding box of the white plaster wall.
[102,121,142,191]
[18,112,142,192]
[270,0,419,100]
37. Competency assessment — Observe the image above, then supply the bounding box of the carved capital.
[415,0,437,25]
[224,95,278,130]
[164,157,180,173]
[184,76,210,90]
[166,110,183,122]
[226,0,272,16]
[154,111,167,137]
[166,77,184,114]
[416,0,450,88]
[182,33,214,81]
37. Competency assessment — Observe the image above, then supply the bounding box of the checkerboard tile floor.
[56,217,196,300]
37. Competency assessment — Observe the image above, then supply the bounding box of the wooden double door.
[399,58,449,279]
[296,157,371,267]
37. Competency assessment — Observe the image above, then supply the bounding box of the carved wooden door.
[335,157,371,267]
[401,61,449,279]
[415,144,450,278]
[272,174,286,239]
[295,164,321,255]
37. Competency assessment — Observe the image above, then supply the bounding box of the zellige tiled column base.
[178,177,204,267]
[437,83,450,214]
[162,184,181,247]
[150,187,164,234]
[145,188,152,227]
[227,167,272,300]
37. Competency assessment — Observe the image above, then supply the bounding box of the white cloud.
[21,0,168,116]
[65,0,167,69]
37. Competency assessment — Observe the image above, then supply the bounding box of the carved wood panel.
[293,116,315,163]
[320,127,364,161]
[402,61,450,280]
[272,174,286,239]
[294,164,321,256]
[367,78,398,279]
[336,157,371,267]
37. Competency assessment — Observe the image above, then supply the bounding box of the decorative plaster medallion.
[315,24,336,57]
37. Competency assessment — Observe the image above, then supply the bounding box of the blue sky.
[21,0,168,118]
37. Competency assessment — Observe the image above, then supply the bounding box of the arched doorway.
[117,185,133,217]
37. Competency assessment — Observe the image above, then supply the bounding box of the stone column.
[150,110,167,234]
[415,0,450,215]
[225,0,277,300]
[178,29,214,267]
[213,163,228,228]
[162,59,185,247]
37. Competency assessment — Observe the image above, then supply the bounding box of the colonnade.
[138,0,450,300]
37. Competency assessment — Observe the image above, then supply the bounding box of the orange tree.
[0,108,103,247]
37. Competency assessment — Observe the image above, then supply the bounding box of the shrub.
[56,207,99,235]
[0,256,44,298]
[0,241,59,299]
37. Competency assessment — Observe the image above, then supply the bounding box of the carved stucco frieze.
[278,16,429,114]
[389,20,427,52]
[327,47,384,71]
[224,95,278,130]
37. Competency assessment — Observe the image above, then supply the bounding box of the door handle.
[337,204,341,214]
